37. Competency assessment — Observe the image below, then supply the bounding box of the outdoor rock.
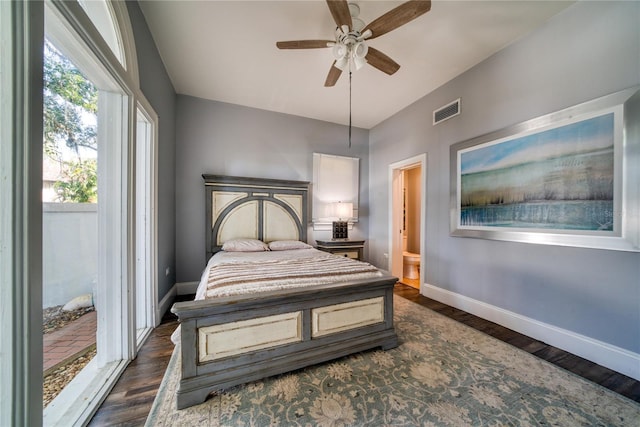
[63,293,93,311]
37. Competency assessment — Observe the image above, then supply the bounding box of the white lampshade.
[352,42,368,70]
[332,44,348,60]
[353,55,367,71]
[329,201,353,220]
[353,42,368,59]
[332,44,349,71]
[335,56,349,71]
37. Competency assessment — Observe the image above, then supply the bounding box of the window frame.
[312,152,360,230]
[0,2,45,426]
[1,0,158,425]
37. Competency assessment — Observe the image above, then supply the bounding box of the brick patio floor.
[43,310,97,374]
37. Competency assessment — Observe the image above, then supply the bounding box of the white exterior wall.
[42,203,97,307]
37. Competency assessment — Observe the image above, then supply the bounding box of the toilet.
[403,251,420,280]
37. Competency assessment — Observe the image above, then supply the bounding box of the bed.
[170,175,398,409]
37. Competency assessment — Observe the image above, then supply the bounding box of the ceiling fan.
[276,0,431,87]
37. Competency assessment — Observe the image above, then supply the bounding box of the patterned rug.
[146,297,639,426]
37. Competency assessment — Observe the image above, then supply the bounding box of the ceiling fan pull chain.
[349,69,352,148]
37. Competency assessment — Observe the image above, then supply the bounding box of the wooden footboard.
[171,275,398,409]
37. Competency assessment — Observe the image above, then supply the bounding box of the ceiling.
[138,1,574,129]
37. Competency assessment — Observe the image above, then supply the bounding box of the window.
[3,1,158,425]
[78,0,124,67]
[312,153,360,229]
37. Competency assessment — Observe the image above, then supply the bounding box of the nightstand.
[315,239,365,261]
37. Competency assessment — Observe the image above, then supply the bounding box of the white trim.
[110,1,138,85]
[135,102,159,331]
[45,1,123,93]
[389,167,403,276]
[422,283,640,381]
[0,1,44,425]
[177,281,199,296]
[136,327,153,349]
[388,154,427,289]
[158,284,177,322]
[43,359,128,427]
[96,90,128,365]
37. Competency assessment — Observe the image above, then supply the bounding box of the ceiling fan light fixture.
[335,55,349,71]
[352,17,365,32]
[348,3,360,18]
[332,44,348,60]
[353,42,368,59]
[353,41,368,70]
[353,55,367,71]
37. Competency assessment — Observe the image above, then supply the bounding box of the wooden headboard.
[203,175,309,259]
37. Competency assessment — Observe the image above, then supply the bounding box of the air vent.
[433,98,461,125]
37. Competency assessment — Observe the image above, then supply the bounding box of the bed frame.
[171,175,398,409]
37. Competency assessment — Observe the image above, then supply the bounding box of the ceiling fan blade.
[363,0,431,40]
[326,0,352,30]
[366,47,400,75]
[276,40,333,49]
[324,62,343,87]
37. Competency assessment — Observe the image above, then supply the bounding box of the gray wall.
[127,1,177,302]
[175,97,369,282]
[369,1,640,353]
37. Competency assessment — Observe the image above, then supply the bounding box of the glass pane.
[135,109,151,336]
[77,0,124,67]
[42,39,97,408]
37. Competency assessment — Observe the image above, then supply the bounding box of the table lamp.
[330,201,353,240]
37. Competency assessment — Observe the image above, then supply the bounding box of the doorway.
[389,154,426,290]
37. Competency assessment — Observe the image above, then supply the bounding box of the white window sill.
[43,358,128,427]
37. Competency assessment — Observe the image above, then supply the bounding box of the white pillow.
[222,238,269,252]
[268,240,312,251]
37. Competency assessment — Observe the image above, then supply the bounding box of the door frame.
[388,154,427,289]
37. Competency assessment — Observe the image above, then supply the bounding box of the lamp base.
[332,221,349,240]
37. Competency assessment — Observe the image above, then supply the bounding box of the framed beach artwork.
[450,87,640,252]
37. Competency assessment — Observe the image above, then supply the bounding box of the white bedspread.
[196,248,383,299]
[171,248,384,345]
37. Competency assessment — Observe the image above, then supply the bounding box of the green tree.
[43,39,98,202]
[54,159,98,203]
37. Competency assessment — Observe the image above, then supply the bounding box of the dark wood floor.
[89,284,640,426]
[87,308,179,427]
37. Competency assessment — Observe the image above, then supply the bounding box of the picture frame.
[450,87,640,252]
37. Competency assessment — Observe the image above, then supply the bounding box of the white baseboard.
[422,283,640,381]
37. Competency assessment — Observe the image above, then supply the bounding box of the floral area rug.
[146,296,639,426]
